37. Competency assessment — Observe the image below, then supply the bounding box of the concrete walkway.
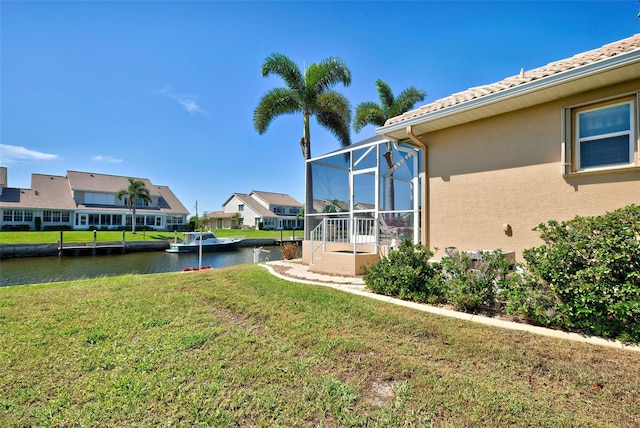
[261,259,640,353]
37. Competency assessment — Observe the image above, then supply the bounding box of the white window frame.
[563,94,639,175]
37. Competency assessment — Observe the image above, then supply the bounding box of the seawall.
[0,239,289,259]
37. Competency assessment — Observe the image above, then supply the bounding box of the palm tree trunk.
[132,207,137,234]
[303,113,313,240]
[383,148,395,212]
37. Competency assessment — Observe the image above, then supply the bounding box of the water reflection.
[0,246,283,287]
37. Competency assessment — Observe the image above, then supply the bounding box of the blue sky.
[2,1,639,216]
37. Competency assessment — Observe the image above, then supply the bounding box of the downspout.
[405,126,429,250]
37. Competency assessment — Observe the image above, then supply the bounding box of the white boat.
[166,232,243,253]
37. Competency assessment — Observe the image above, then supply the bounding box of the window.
[238,204,244,211]
[134,197,149,207]
[167,215,184,225]
[566,97,637,173]
[1,209,33,222]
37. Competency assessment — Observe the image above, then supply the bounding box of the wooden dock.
[58,243,125,256]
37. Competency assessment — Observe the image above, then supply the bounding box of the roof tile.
[386,34,640,126]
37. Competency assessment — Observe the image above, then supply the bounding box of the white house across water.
[0,168,189,231]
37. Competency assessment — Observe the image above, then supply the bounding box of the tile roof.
[385,34,640,127]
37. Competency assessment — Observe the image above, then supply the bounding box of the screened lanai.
[303,135,423,274]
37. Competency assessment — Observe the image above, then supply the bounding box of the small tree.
[116,178,151,234]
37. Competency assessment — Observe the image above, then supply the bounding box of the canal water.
[0,246,283,287]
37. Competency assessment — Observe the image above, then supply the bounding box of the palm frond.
[392,87,427,117]
[308,57,351,95]
[376,79,395,114]
[317,110,351,148]
[261,53,304,92]
[353,102,386,132]
[316,91,351,123]
[253,88,301,134]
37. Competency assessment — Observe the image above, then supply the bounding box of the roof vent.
[520,68,525,77]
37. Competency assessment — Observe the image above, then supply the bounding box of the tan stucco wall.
[424,82,640,262]
[302,240,385,276]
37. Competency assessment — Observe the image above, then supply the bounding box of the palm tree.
[116,178,151,234]
[254,53,352,239]
[353,79,426,211]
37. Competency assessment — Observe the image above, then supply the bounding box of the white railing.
[310,217,378,264]
[309,214,416,265]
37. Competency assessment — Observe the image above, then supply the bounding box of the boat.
[166,232,243,253]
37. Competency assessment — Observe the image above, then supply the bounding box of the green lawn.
[0,229,294,245]
[1,264,638,427]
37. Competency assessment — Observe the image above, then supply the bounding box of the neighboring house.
[303,34,640,274]
[204,190,303,230]
[375,34,640,260]
[0,168,189,231]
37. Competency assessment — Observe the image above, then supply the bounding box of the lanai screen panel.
[311,153,350,214]
[308,137,422,243]
[378,142,417,212]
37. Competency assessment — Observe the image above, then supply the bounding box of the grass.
[0,229,295,245]
[1,265,638,426]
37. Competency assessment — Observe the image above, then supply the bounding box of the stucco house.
[0,168,189,231]
[203,190,303,230]
[303,34,640,275]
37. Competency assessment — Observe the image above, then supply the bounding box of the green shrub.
[362,238,445,304]
[43,225,73,231]
[2,224,31,231]
[504,205,640,342]
[441,250,514,313]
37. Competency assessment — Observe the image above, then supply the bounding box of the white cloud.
[156,86,208,115]
[93,155,123,163]
[0,144,58,164]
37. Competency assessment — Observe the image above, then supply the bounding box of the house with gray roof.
[0,167,189,231]
[203,190,303,230]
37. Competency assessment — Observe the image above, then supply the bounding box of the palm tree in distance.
[116,178,151,234]
[254,53,352,239]
[353,79,426,211]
